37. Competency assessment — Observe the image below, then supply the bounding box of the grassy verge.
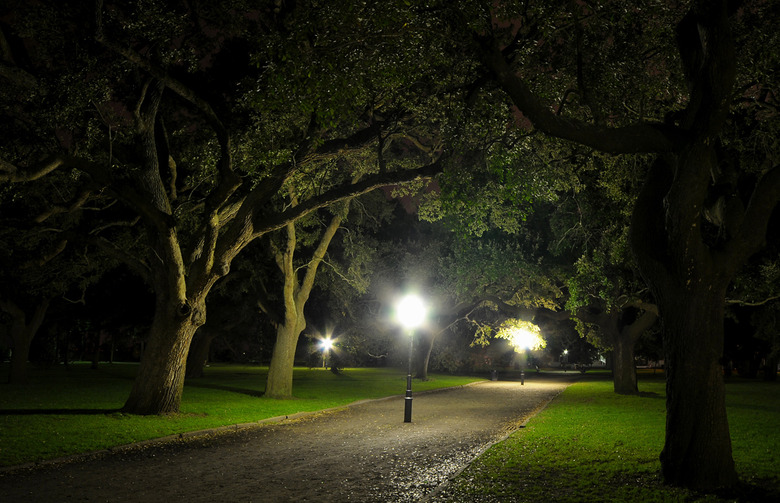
[0,362,483,467]
[440,374,780,502]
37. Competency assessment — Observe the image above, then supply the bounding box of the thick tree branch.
[34,189,92,223]
[297,201,349,307]
[721,165,780,271]
[478,35,677,154]
[0,156,66,183]
[253,160,443,238]
[96,4,240,275]
[625,307,659,342]
[725,294,780,307]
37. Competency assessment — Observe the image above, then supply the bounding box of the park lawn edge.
[434,375,780,503]
[0,363,485,468]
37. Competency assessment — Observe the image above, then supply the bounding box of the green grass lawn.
[440,373,780,502]
[0,362,482,467]
[2,365,778,501]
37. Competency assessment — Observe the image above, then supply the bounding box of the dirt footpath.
[0,376,576,502]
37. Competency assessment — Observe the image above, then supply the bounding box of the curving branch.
[0,156,67,183]
[478,35,678,154]
[725,294,780,308]
[721,165,780,272]
[34,189,92,223]
[252,160,444,238]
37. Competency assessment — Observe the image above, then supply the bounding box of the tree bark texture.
[122,295,205,415]
[265,322,304,399]
[613,305,658,394]
[657,283,736,489]
[631,146,740,488]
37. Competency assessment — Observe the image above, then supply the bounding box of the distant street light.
[508,326,544,386]
[396,294,426,423]
[319,337,333,369]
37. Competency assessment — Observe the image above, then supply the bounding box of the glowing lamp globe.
[397,294,426,330]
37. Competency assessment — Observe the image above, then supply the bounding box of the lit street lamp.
[507,326,544,385]
[396,294,426,423]
[319,337,333,369]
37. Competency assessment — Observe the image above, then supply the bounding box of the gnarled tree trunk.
[122,292,206,414]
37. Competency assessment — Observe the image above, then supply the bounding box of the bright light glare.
[319,338,333,351]
[510,328,544,351]
[396,294,426,330]
[495,318,546,352]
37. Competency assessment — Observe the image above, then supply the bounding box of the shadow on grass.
[0,408,121,415]
[712,480,780,502]
[184,382,265,398]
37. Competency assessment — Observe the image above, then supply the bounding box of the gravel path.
[1,375,577,502]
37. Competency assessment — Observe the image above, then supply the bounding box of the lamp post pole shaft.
[404,331,414,422]
[521,348,526,385]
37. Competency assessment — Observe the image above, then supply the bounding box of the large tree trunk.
[265,321,304,399]
[631,148,741,489]
[658,283,736,489]
[0,298,49,384]
[122,296,205,415]
[186,329,217,378]
[9,336,32,384]
[763,354,778,382]
[611,328,637,395]
[613,304,658,394]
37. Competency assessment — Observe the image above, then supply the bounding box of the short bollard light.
[396,294,426,423]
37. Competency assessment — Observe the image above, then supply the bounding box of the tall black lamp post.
[396,294,425,423]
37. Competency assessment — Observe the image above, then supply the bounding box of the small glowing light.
[319,338,334,351]
[396,294,426,330]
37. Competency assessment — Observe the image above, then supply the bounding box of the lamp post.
[319,337,333,369]
[396,294,425,423]
[509,327,542,385]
